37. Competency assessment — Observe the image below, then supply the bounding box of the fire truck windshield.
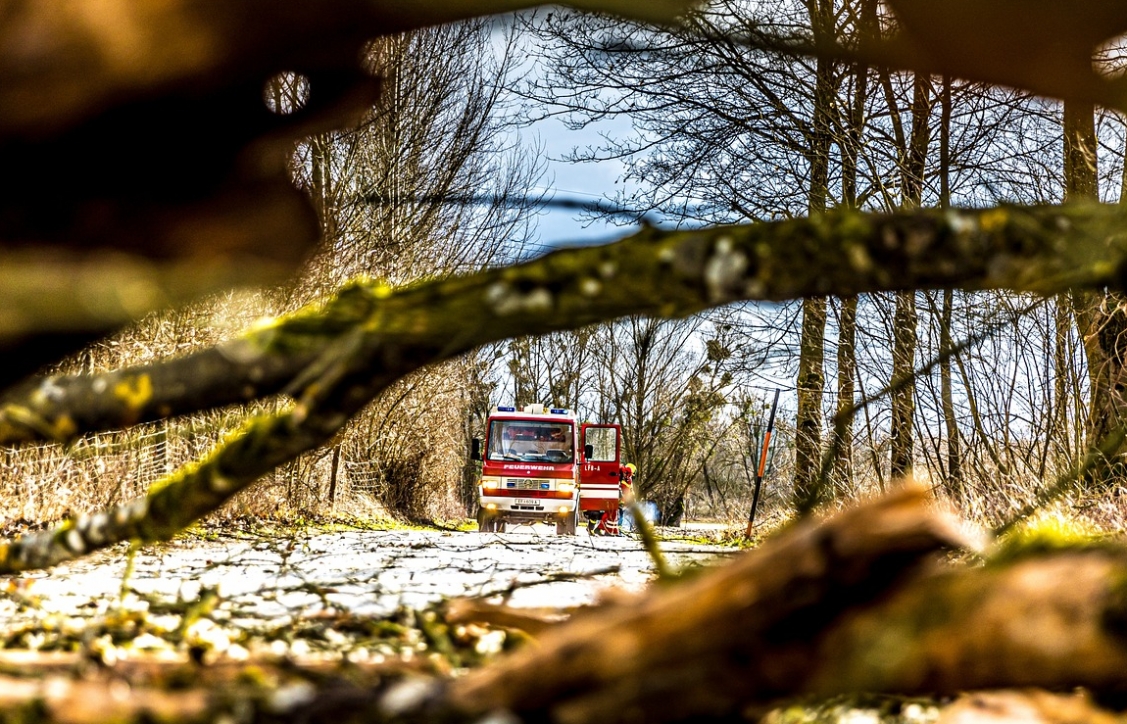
[488,420,574,463]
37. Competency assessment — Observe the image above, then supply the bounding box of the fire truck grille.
[506,478,550,490]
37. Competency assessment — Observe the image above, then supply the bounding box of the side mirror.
[471,438,482,461]
[584,444,593,461]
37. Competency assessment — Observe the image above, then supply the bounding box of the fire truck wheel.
[496,520,507,533]
[477,509,496,533]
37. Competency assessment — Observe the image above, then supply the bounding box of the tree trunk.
[795,298,828,514]
[443,486,1127,723]
[309,133,338,244]
[328,443,341,509]
[1054,295,1074,472]
[1065,99,1127,487]
[939,288,963,500]
[936,77,962,499]
[832,296,857,492]
[890,291,917,479]
[829,1,868,495]
[447,485,970,724]
[1072,289,1127,486]
[889,73,931,480]
[793,0,835,514]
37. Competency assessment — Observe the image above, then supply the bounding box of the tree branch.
[6,488,1127,724]
[5,200,1125,446]
[1,200,1124,570]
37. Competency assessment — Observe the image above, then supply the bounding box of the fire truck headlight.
[482,478,499,490]
[557,482,575,494]
[558,506,571,514]
[485,503,498,510]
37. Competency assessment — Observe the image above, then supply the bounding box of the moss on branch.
[6,200,1122,448]
[0,201,1123,571]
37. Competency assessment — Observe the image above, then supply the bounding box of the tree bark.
[889,73,931,480]
[1065,98,1127,488]
[936,76,962,500]
[3,202,1127,455]
[939,288,963,500]
[890,291,918,479]
[444,485,973,724]
[1054,294,1076,472]
[440,487,1127,722]
[832,295,857,492]
[829,0,870,495]
[795,297,828,514]
[793,0,835,514]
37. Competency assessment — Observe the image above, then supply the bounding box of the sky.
[486,15,648,252]
[521,114,645,250]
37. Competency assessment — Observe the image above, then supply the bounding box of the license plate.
[514,498,538,506]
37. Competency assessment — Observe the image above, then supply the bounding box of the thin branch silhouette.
[813,297,1051,502]
[365,191,726,226]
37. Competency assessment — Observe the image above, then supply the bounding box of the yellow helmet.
[625,463,637,475]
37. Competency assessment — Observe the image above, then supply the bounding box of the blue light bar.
[497,405,516,412]
[550,408,567,414]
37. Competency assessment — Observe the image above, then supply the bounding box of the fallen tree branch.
[439,485,980,724]
[2,201,1126,570]
[805,545,1127,698]
[4,489,1127,723]
[4,201,1126,447]
[8,487,1127,724]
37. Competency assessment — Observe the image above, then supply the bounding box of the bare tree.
[887,72,931,479]
[8,0,1127,567]
[1063,89,1127,488]
[594,316,709,519]
[280,21,548,519]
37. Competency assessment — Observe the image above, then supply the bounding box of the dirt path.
[0,524,735,659]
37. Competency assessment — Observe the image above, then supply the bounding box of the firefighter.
[500,427,516,458]
[619,462,636,505]
[585,464,633,536]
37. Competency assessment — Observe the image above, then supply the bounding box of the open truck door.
[579,423,623,533]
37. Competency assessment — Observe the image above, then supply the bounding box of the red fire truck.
[472,404,628,535]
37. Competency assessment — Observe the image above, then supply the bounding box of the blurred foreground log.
[442,485,978,723]
[14,487,1127,723]
[0,0,700,389]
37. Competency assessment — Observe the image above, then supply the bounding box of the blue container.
[619,501,660,531]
